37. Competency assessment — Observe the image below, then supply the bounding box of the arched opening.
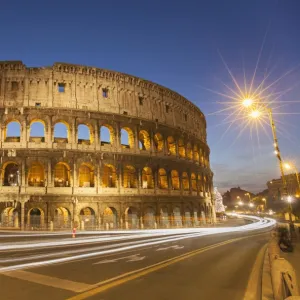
[28,162,45,187]
[100,125,114,146]
[27,208,44,229]
[5,121,21,142]
[123,165,137,188]
[125,206,138,229]
[54,121,69,143]
[103,207,118,229]
[158,168,168,189]
[102,164,117,188]
[186,143,193,160]
[0,207,19,228]
[171,170,180,190]
[191,173,197,191]
[173,207,182,227]
[182,172,190,191]
[193,145,199,162]
[30,120,45,143]
[154,133,164,152]
[78,163,94,187]
[160,206,169,228]
[54,162,70,187]
[3,162,19,186]
[79,207,96,230]
[142,167,154,189]
[78,124,93,145]
[121,127,134,149]
[54,207,71,229]
[178,139,186,158]
[144,207,155,228]
[139,130,150,150]
[184,207,193,227]
[167,136,176,155]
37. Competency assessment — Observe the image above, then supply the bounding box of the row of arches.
[1,161,212,192]
[3,120,209,165]
[0,204,213,230]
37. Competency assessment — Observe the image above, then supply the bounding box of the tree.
[214,187,225,213]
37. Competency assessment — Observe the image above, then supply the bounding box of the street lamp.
[249,203,254,208]
[243,100,287,194]
[238,200,244,206]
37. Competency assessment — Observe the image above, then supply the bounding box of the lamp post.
[242,98,292,218]
[242,99,287,195]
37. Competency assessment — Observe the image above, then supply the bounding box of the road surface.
[0,216,275,300]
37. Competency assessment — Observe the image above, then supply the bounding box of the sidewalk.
[281,239,300,279]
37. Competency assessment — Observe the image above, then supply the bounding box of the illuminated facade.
[0,61,214,230]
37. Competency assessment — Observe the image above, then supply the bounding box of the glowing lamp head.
[249,203,254,208]
[242,98,253,108]
[238,201,243,206]
[287,196,292,203]
[284,163,291,170]
[250,110,261,119]
[274,150,278,155]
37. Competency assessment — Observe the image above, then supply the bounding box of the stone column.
[94,122,100,149]
[47,118,52,145]
[115,122,120,149]
[135,125,139,150]
[21,201,25,230]
[73,161,77,189]
[47,159,52,187]
[0,124,3,144]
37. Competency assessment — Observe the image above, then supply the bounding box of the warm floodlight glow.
[242,98,253,107]
[249,203,254,208]
[284,163,291,170]
[238,201,244,206]
[287,196,292,203]
[274,150,278,155]
[249,110,261,119]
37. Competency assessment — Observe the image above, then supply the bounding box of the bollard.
[271,258,299,300]
[72,227,76,238]
[106,222,109,230]
[125,221,128,229]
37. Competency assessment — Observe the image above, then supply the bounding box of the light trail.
[0,216,276,273]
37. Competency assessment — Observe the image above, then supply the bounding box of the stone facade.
[0,61,214,230]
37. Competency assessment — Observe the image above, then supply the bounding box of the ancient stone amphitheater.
[0,61,214,230]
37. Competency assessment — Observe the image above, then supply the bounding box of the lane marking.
[66,234,264,300]
[243,243,268,300]
[1,270,93,293]
[93,254,144,264]
[156,245,184,251]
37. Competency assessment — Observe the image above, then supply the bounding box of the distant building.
[267,173,300,203]
[222,187,254,208]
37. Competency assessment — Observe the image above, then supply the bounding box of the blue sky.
[2,0,300,193]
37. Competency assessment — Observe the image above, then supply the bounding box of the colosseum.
[0,61,214,230]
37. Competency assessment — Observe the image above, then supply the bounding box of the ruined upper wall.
[0,61,207,141]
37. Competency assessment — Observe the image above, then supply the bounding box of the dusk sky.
[1,0,300,193]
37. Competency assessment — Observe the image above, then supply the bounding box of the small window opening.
[166,105,170,113]
[139,97,144,105]
[123,111,128,115]
[184,114,188,121]
[102,88,109,98]
[35,103,41,108]
[58,83,65,93]
[11,81,19,91]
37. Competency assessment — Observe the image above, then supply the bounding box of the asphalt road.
[0,217,274,300]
